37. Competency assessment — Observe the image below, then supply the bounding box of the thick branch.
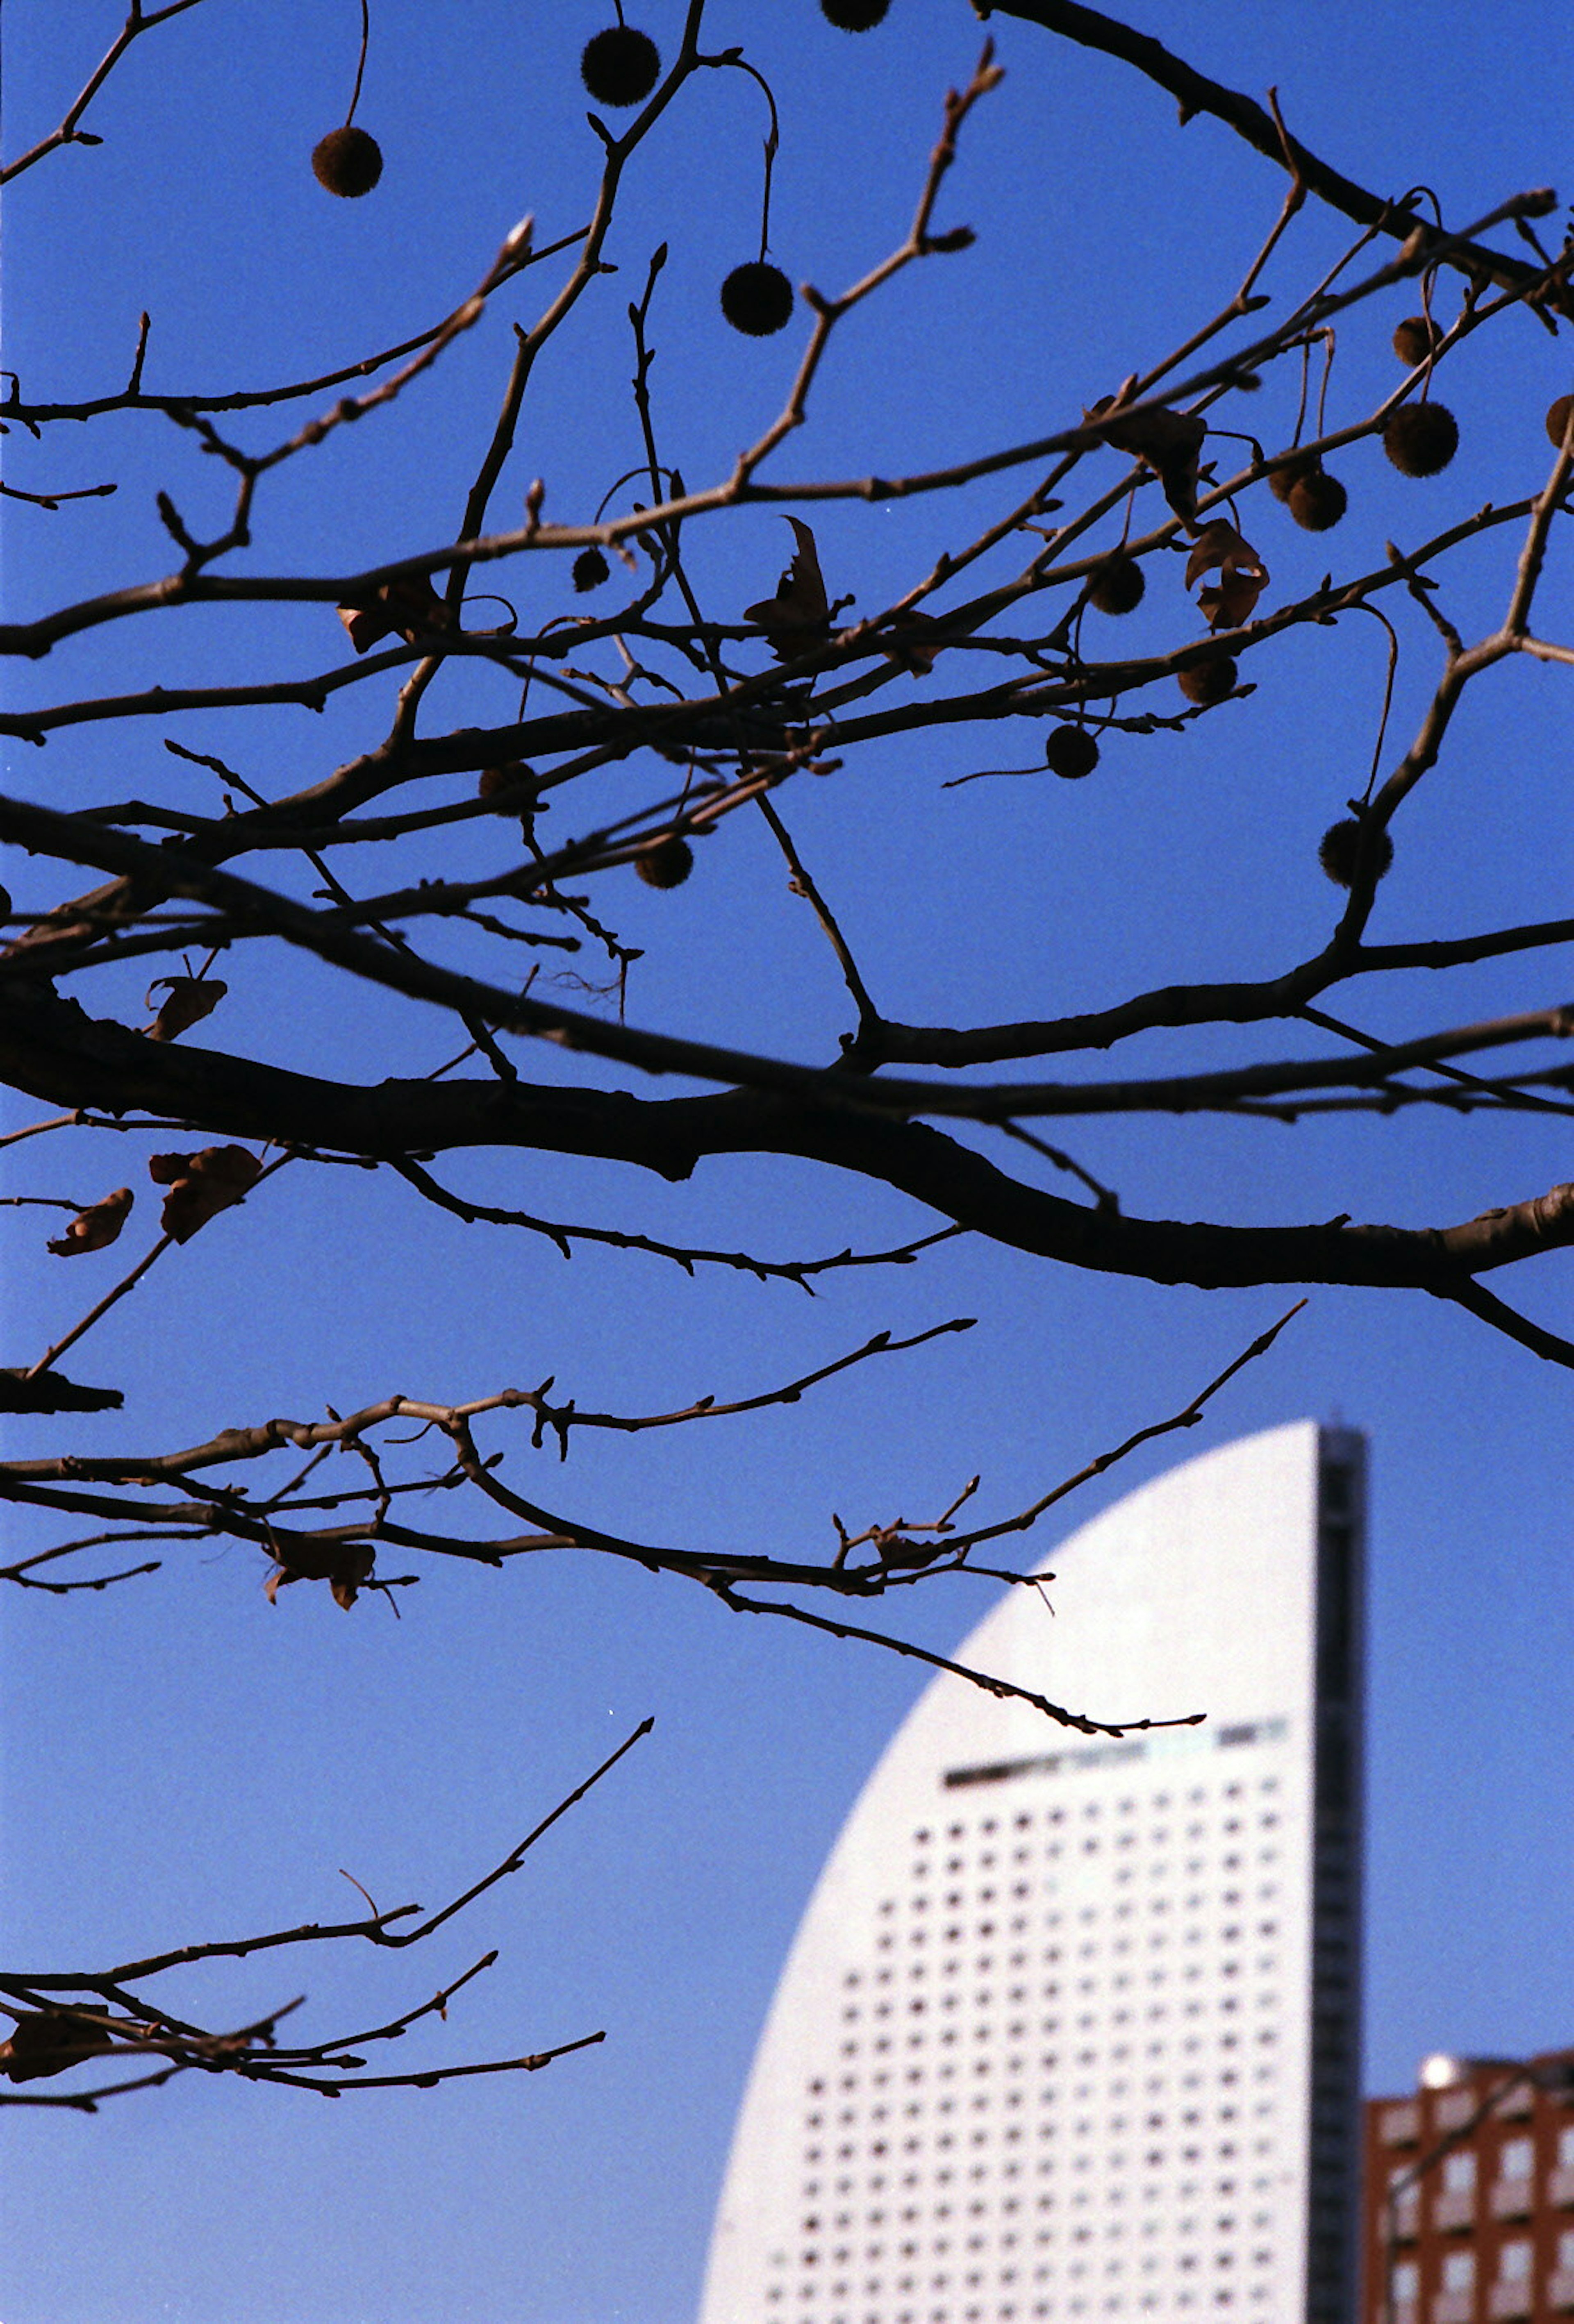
[3,807,1570,1140]
[984,0,1567,311]
[2,982,1569,1296]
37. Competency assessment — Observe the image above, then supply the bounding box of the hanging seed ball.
[821,0,891,25]
[1288,468,1348,532]
[580,26,661,107]
[1177,655,1237,707]
[1268,451,1318,504]
[312,125,383,198]
[1043,725,1100,780]
[1545,394,1574,449]
[1392,315,1443,368]
[1087,553,1146,616]
[572,547,611,593]
[1319,818,1394,888]
[636,835,694,888]
[1383,402,1460,477]
[720,261,795,338]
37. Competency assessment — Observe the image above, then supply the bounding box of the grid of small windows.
[767,1749,1297,2323]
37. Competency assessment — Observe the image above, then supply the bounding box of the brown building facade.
[1361,2051,1574,2324]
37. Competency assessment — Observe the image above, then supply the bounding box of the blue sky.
[2,3,1572,2319]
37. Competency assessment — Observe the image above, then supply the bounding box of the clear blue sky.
[2,4,1571,2319]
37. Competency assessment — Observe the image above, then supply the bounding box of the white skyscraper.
[700,1422,1366,2324]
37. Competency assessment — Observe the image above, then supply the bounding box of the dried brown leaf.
[1185,519,1269,631]
[745,517,832,659]
[1197,569,1268,630]
[146,975,227,1043]
[148,1145,262,1243]
[1090,400,1208,526]
[264,1539,377,1610]
[46,1184,134,1258]
[337,574,450,654]
[1183,520,1245,589]
[877,1534,949,1570]
[0,2011,120,2083]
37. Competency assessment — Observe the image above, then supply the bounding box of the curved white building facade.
[701,1423,1365,2324]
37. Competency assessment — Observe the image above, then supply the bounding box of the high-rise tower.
[700,1422,1366,2324]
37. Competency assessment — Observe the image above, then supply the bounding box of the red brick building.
[1361,2051,1574,2323]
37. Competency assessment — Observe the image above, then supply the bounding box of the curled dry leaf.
[745,517,832,659]
[46,1184,134,1258]
[1185,520,1269,631]
[148,1145,262,1243]
[264,1538,377,1610]
[1089,400,1207,527]
[336,573,450,654]
[1198,568,1267,632]
[146,975,227,1043]
[877,1534,950,1571]
[0,2010,121,2083]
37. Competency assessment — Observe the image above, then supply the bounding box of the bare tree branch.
[4,0,1569,2122]
[0,1723,650,2106]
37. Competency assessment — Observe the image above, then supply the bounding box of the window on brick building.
[1498,2240,1532,2282]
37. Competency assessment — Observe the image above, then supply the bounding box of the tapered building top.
[701,1421,1366,2324]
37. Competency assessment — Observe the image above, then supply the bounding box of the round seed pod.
[1177,656,1237,707]
[573,547,611,593]
[1392,315,1443,368]
[1383,402,1459,477]
[1268,451,1318,504]
[636,836,694,889]
[1087,553,1146,616]
[580,26,661,107]
[720,261,795,338]
[312,126,383,198]
[1288,469,1348,532]
[1318,818,1394,888]
[1043,725,1100,780]
[1545,393,1574,450]
[821,0,891,24]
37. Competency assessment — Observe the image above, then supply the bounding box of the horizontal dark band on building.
[942,1716,1288,1790]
